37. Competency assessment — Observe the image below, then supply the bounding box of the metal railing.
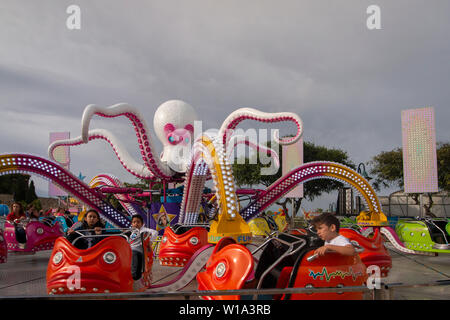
[0,280,448,300]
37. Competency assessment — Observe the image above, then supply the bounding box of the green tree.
[368,148,404,191]
[29,198,42,211]
[437,142,450,192]
[13,175,30,203]
[0,174,40,207]
[25,180,38,204]
[368,142,450,216]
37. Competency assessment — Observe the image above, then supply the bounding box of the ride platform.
[0,241,449,299]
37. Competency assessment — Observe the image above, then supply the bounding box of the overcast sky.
[1,1,449,211]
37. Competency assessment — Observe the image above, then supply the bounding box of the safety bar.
[254,232,307,298]
[71,228,137,246]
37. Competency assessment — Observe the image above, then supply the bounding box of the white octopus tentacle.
[226,134,280,170]
[81,103,174,179]
[48,128,156,180]
[218,108,303,149]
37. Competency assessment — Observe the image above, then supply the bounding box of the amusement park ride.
[0,100,448,299]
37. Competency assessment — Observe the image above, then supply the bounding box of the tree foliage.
[26,180,38,203]
[232,140,355,222]
[233,141,354,194]
[0,174,38,203]
[437,142,450,192]
[368,142,450,216]
[368,148,404,191]
[369,142,450,193]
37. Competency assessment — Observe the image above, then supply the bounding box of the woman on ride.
[66,209,105,249]
[6,202,27,248]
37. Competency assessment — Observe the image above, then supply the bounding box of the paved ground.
[382,244,450,299]
[0,244,449,299]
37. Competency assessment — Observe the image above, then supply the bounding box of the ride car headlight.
[162,236,167,244]
[36,228,44,235]
[189,237,199,245]
[103,251,117,264]
[215,262,226,278]
[53,251,63,265]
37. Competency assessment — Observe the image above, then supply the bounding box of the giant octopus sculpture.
[49,100,302,182]
[48,100,303,263]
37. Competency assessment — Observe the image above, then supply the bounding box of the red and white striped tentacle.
[49,129,155,180]
[219,107,303,150]
[81,103,174,179]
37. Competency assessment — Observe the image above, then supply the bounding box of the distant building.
[379,191,449,218]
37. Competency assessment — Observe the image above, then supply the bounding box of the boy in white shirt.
[311,213,356,257]
[129,215,158,280]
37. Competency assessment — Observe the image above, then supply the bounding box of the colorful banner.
[282,137,304,198]
[401,107,438,193]
[148,202,180,235]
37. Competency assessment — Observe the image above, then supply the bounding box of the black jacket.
[66,220,106,249]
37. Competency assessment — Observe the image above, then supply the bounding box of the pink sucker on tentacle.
[222,112,302,146]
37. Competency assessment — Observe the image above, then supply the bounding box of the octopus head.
[154,100,197,144]
[153,100,198,172]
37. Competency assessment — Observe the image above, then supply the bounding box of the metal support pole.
[372,284,392,300]
[420,193,423,218]
[291,198,294,224]
[372,287,383,300]
[163,181,167,203]
[384,286,394,300]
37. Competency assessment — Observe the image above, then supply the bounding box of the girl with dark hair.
[66,209,105,249]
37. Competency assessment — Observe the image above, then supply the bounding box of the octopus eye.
[168,136,174,142]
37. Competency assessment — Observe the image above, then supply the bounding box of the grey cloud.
[1,0,449,209]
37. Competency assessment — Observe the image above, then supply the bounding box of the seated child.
[66,209,105,249]
[27,205,41,221]
[311,213,356,257]
[129,215,158,280]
